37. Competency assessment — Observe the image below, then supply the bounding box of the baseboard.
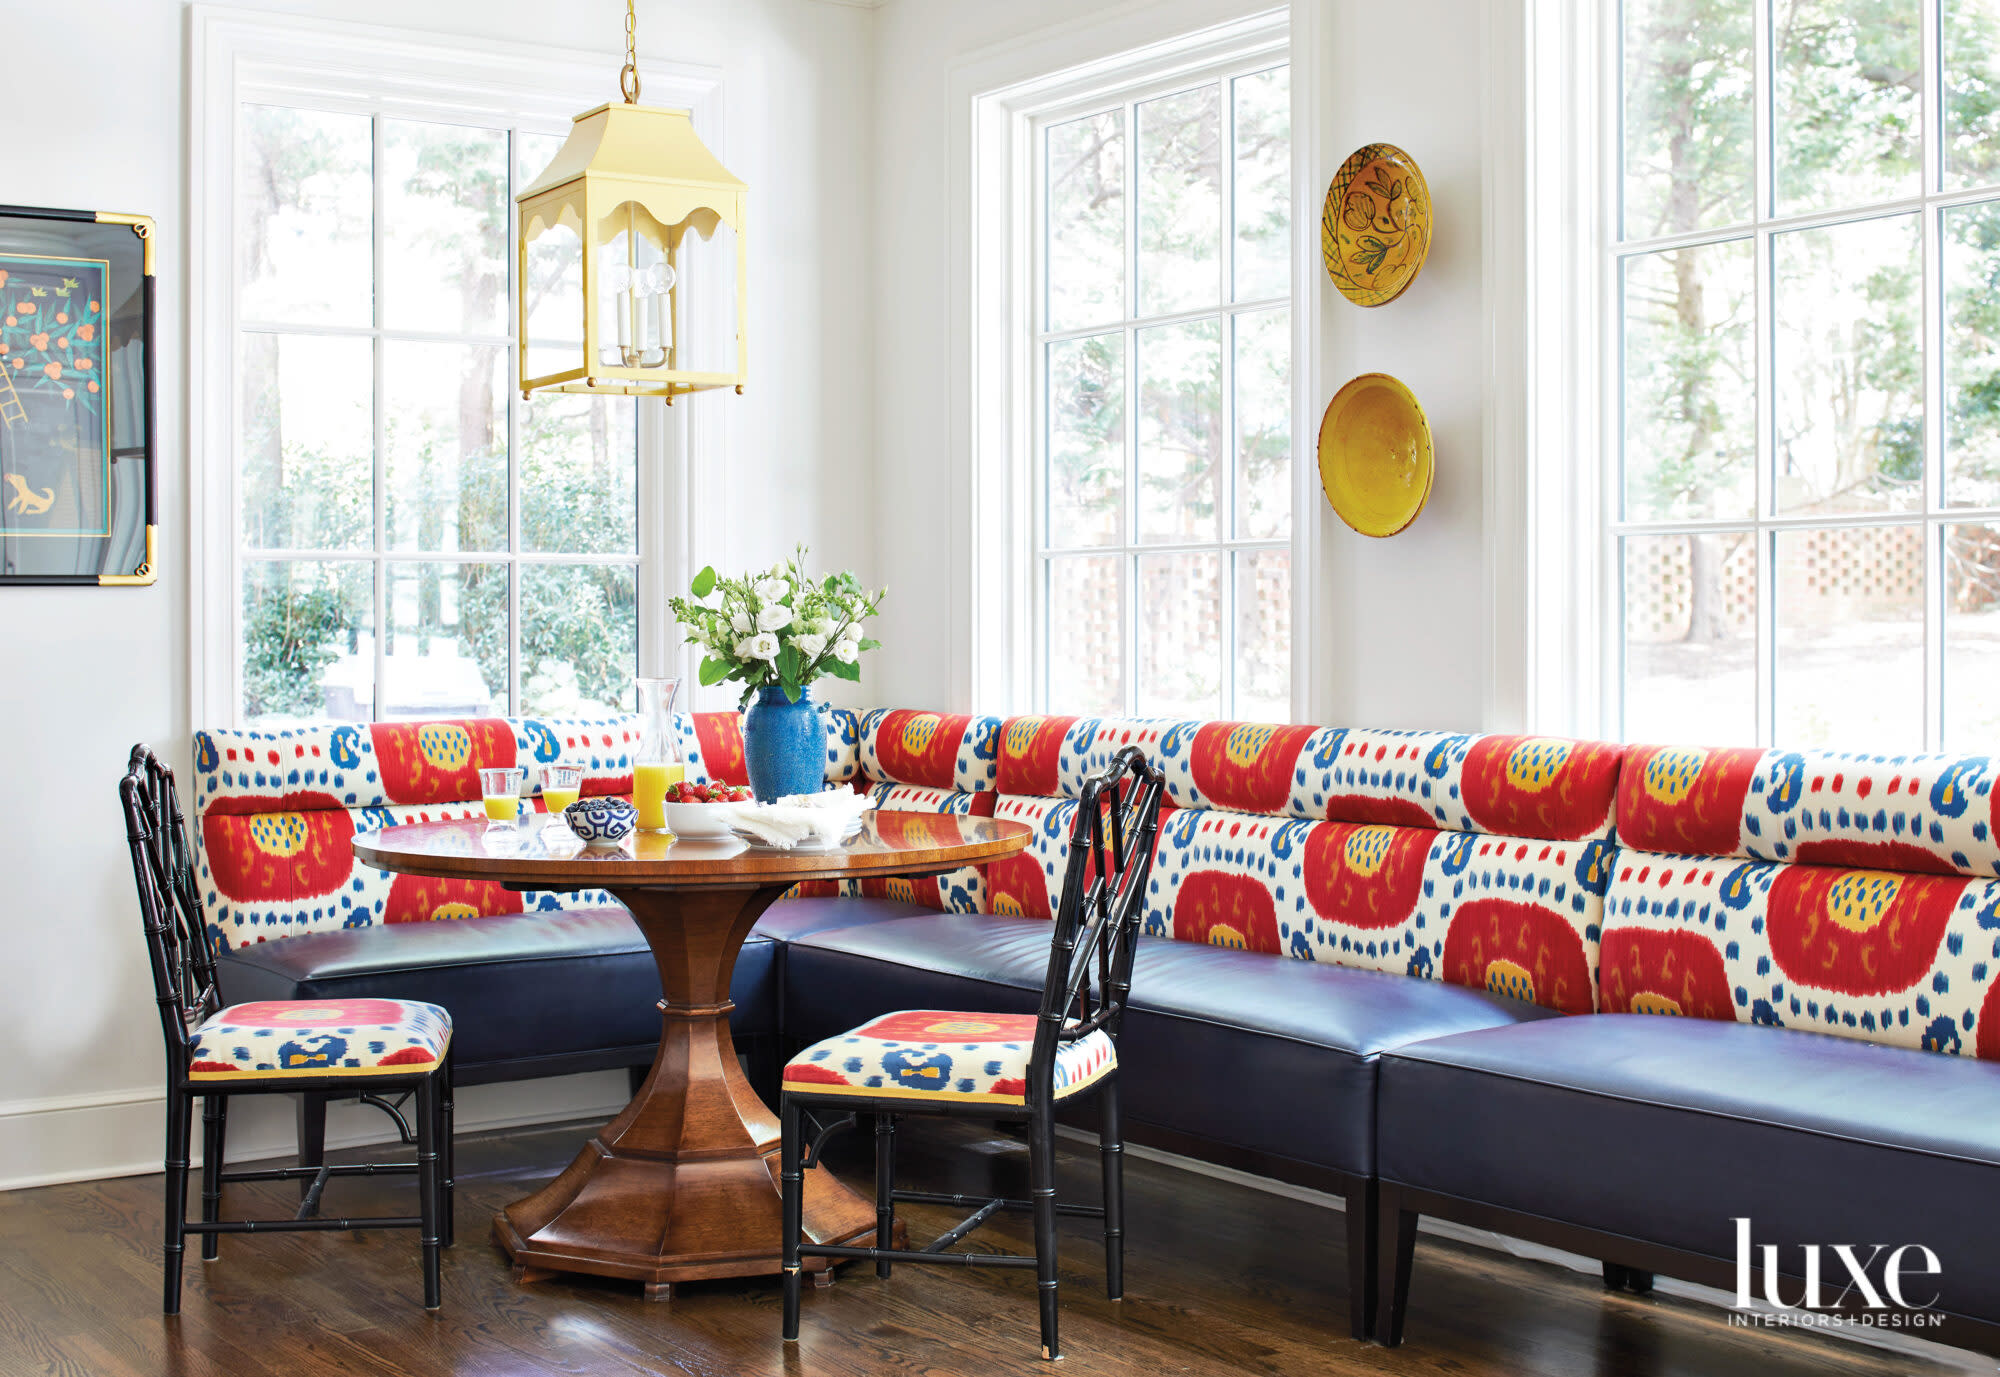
[0,1071,631,1192]
[1056,1127,1987,1372]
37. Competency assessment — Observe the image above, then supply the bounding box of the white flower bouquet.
[667,545,885,708]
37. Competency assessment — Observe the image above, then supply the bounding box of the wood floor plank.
[0,1114,1981,1377]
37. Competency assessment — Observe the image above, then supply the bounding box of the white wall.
[867,0,1496,731]
[0,0,877,1189]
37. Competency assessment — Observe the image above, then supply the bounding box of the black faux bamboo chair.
[780,745,1166,1360]
[120,745,455,1313]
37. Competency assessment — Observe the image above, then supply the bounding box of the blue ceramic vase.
[743,684,826,801]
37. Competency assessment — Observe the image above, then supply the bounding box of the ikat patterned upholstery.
[995,715,1621,839]
[859,709,1002,792]
[1617,744,2000,878]
[191,712,851,948]
[992,713,1622,1014]
[1139,808,1613,1014]
[195,716,645,815]
[985,795,1083,919]
[783,1010,1115,1105]
[1602,743,2000,1058]
[187,998,450,1080]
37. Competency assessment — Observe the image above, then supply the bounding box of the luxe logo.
[1731,1218,1944,1331]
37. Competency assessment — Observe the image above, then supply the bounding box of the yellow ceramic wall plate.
[1318,373,1434,538]
[1321,143,1431,308]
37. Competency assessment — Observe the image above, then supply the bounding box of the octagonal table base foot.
[494,1141,890,1291]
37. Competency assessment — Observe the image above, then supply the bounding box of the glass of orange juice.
[480,767,524,822]
[542,764,583,817]
[633,676,684,832]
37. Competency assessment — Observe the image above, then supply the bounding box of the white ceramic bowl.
[663,800,736,839]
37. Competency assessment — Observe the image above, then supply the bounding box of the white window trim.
[188,6,727,728]
[956,4,1304,720]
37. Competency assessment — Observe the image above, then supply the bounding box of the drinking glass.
[480,766,524,822]
[542,763,583,817]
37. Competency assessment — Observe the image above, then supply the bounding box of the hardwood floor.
[0,1113,1979,1377]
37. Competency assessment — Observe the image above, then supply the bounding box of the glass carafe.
[632,676,684,833]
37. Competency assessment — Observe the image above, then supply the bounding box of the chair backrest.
[1029,746,1166,1105]
[121,745,222,1079]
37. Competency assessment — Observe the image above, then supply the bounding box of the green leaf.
[698,656,731,687]
[858,637,881,651]
[783,682,802,703]
[777,643,802,682]
[823,658,861,681]
[690,566,717,599]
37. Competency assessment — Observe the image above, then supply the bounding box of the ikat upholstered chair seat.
[187,997,452,1081]
[782,1009,1115,1106]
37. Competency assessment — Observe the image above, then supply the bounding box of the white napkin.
[719,789,876,849]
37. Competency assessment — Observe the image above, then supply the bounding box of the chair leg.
[199,1095,226,1262]
[438,1051,455,1249]
[874,1112,896,1280]
[1344,1179,1378,1340]
[295,1091,328,1208]
[1099,1078,1124,1301]
[1374,1184,1418,1348]
[1603,1261,1654,1295]
[416,1077,442,1311]
[781,1098,804,1341]
[163,1091,192,1315]
[1029,1104,1060,1361]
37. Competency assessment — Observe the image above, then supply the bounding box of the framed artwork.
[0,205,156,586]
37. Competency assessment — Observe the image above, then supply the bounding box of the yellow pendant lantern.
[515,0,746,401]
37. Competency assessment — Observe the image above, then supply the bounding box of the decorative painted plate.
[1318,373,1434,538]
[1321,143,1431,307]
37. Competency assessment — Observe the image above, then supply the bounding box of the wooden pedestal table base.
[494,883,884,1295]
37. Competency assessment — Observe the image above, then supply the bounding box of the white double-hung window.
[192,17,698,729]
[1029,50,1293,720]
[1610,0,2000,750]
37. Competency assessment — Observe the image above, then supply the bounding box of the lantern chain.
[620,0,641,104]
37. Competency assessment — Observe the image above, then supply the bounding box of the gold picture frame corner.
[98,525,159,587]
[94,211,157,276]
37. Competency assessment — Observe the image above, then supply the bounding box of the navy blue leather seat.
[218,896,930,1085]
[1377,1014,2000,1329]
[786,913,1560,1180]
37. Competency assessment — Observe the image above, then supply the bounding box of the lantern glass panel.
[523,218,583,384]
[673,217,739,379]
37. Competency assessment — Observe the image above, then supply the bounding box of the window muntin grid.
[1611,0,2000,751]
[234,108,639,726]
[1032,62,1292,720]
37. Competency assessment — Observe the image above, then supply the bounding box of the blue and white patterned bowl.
[564,796,636,847]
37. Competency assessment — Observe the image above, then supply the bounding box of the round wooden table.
[354,810,1031,1298]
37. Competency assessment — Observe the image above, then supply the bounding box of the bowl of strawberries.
[662,779,756,839]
